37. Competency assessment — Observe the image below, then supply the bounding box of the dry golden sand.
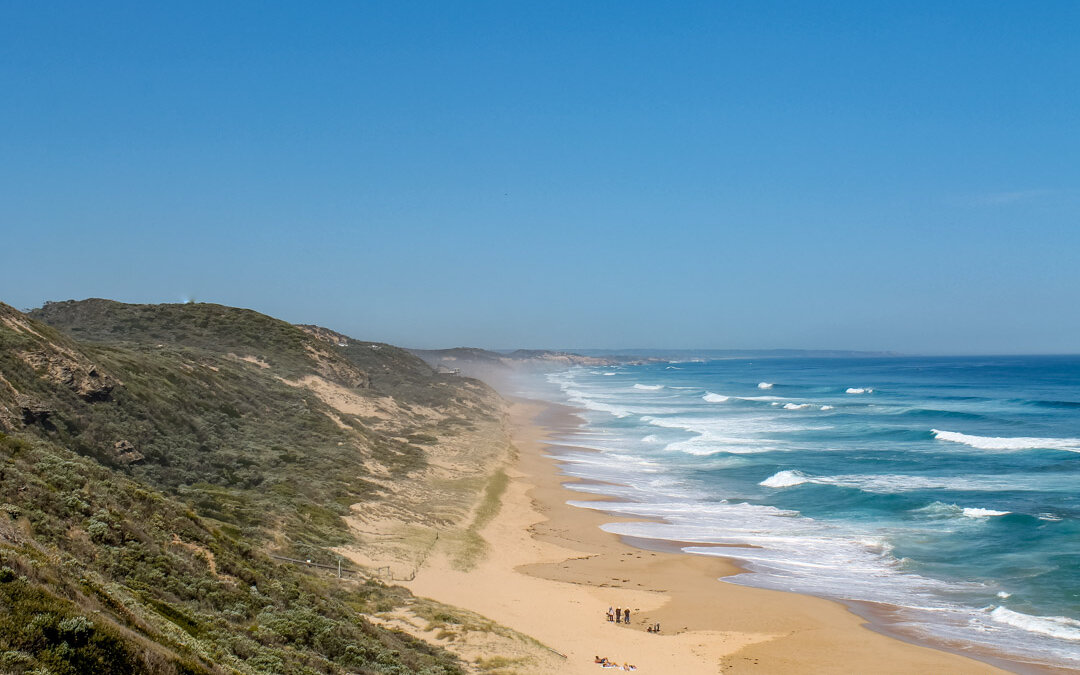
[403,398,1014,674]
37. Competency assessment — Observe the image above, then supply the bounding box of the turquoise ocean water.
[518,356,1080,670]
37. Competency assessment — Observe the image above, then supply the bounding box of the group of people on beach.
[605,606,660,634]
[594,656,636,670]
[606,606,631,624]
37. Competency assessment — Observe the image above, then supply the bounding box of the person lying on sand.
[594,656,608,664]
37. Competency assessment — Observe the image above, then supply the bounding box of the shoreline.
[539,401,1065,675]
[401,395,1033,673]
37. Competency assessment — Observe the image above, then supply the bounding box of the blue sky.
[2,2,1077,353]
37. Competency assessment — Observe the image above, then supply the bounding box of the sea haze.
[518,356,1080,670]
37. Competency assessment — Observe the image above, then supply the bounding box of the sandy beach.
[401,397,1015,674]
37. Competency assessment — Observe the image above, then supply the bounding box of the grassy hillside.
[0,430,463,674]
[0,299,514,674]
[10,300,500,554]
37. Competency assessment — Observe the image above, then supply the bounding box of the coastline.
[403,396,1018,674]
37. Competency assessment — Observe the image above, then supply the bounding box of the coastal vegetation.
[0,298,512,673]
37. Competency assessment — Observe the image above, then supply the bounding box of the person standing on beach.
[615,607,622,623]
[624,608,631,624]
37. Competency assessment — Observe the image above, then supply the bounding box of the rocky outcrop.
[18,349,117,402]
[16,394,53,425]
[112,440,145,465]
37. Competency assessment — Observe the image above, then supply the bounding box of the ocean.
[516,356,1080,670]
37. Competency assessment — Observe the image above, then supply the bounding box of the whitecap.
[754,473,1060,494]
[846,387,874,394]
[912,501,964,518]
[820,405,835,410]
[962,507,1010,518]
[989,606,1080,642]
[783,403,812,410]
[932,429,1080,452]
[702,392,729,403]
[633,383,664,390]
[760,470,810,488]
[758,382,774,389]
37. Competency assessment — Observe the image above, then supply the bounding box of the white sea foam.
[932,429,1080,452]
[989,607,1080,642]
[603,372,616,376]
[702,392,729,403]
[758,382,774,389]
[846,387,874,394]
[821,405,835,410]
[962,507,1010,518]
[912,503,1010,519]
[640,414,806,456]
[755,471,1061,494]
[997,591,1012,599]
[912,501,964,518]
[563,388,632,418]
[633,383,664,390]
[738,395,786,401]
[641,434,661,443]
[760,470,809,488]
[783,403,812,410]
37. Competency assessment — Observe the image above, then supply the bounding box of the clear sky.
[2,2,1078,353]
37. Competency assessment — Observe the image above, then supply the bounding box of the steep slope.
[20,300,506,558]
[0,299,524,673]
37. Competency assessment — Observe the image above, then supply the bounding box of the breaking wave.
[759,470,809,488]
[913,502,1010,519]
[633,383,664,390]
[989,607,1080,642]
[932,429,1080,452]
[963,507,1010,518]
[702,392,729,403]
[756,471,1065,494]
[846,387,874,394]
[758,382,774,389]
